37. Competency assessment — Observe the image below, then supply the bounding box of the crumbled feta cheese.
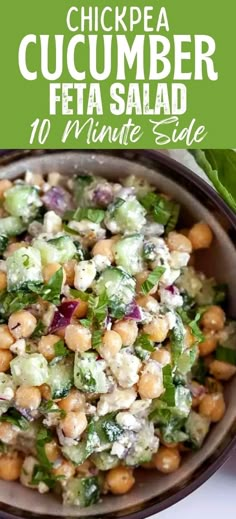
[10,339,26,356]
[93,254,111,272]
[145,298,159,314]
[159,266,181,287]
[0,260,6,272]
[165,311,177,330]
[74,260,96,291]
[129,399,152,417]
[42,304,56,328]
[116,412,141,432]
[68,220,106,241]
[0,386,14,401]
[142,222,164,237]
[43,211,62,234]
[97,387,137,416]
[38,482,49,494]
[28,221,44,237]
[159,287,183,308]
[111,431,134,458]
[108,351,141,388]
[170,251,190,269]
[20,456,38,487]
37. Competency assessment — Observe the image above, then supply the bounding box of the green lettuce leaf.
[190,150,236,212]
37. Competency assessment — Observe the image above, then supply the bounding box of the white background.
[154,451,236,518]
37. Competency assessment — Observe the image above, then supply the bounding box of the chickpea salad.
[0,172,235,507]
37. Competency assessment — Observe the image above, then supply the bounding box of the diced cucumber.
[0,216,25,237]
[6,247,43,292]
[113,234,144,275]
[74,352,109,394]
[48,356,74,399]
[125,422,158,466]
[33,236,77,265]
[63,476,100,507]
[176,346,198,376]
[185,410,210,448]
[105,196,146,233]
[174,386,192,418]
[10,354,49,386]
[92,451,119,470]
[62,440,90,465]
[0,374,15,416]
[4,185,41,222]
[95,267,135,315]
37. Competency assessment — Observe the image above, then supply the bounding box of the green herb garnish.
[141,266,165,295]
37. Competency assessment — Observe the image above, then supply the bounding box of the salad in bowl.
[0,169,235,509]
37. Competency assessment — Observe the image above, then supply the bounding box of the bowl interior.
[0,151,235,518]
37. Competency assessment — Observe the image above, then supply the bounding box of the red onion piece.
[188,382,206,398]
[92,185,113,207]
[124,301,142,321]
[42,186,73,216]
[166,285,176,294]
[49,300,79,333]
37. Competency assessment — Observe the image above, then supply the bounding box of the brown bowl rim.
[0,149,235,519]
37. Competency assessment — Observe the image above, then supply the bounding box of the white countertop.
[152,451,236,517]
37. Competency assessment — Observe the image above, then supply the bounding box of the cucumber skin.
[10,354,49,386]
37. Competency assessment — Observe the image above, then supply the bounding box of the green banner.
[0,0,235,148]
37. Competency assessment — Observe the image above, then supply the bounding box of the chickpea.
[0,179,12,198]
[200,306,225,332]
[0,422,18,444]
[138,373,163,400]
[112,320,138,347]
[136,295,159,311]
[143,316,169,343]
[15,386,41,410]
[167,232,192,253]
[188,222,213,250]
[73,299,88,319]
[100,330,122,358]
[105,466,135,495]
[0,271,7,292]
[65,324,92,353]
[61,411,87,439]
[199,331,217,357]
[0,452,23,481]
[52,459,75,480]
[183,325,195,349]
[8,310,37,339]
[39,384,51,400]
[63,260,76,286]
[151,348,171,366]
[0,350,13,372]
[0,324,14,349]
[209,359,236,381]
[92,239,115,263]
[199,393,225,422]
[43,263,65,284]
[58,388,85,413]
[38,334,60,361]
[44,441,60,463]
[205,377,223,394]
[153,447,181,474]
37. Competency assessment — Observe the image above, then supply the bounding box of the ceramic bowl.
[0,150,235,519]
